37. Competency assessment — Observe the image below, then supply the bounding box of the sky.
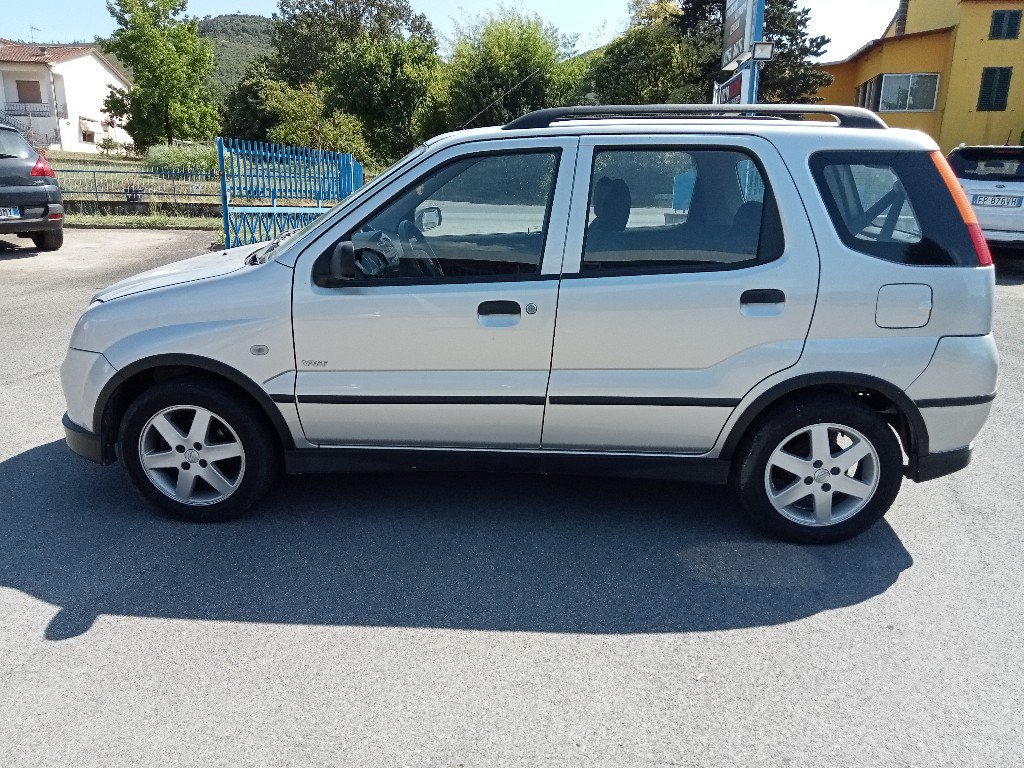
[2,0,899,62]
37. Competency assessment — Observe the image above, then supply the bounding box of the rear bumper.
[906,446,972,483]
[0,203,63,234]
[984,228,1024,247]
[63,412,104,464]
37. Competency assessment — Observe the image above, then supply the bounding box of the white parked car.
[949,145,1024,250]
[61,105,998,544]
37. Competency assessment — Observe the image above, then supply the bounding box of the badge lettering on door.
[302,360,328,368]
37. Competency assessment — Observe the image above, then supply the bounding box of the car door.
[543,134,820,454]
[291,138,576,448]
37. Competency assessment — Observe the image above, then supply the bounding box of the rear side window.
[0,129,33,159]
[810,150,977,266]
[948,147,1024,182]
[581,148,785,273]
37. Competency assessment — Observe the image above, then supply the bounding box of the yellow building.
[820,0,1023,151]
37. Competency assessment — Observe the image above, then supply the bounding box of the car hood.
[92,243,264,302]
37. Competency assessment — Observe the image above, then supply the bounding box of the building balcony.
[1,101,68,119]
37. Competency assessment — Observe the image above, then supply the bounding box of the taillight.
[930,151,992,266]
[31,155,56,179]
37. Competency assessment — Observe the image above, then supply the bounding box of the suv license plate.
[972,195,1023,208]
[0,206,20,220]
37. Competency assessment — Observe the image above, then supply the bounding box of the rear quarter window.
[0,129,34,159]
[810,150,978,267]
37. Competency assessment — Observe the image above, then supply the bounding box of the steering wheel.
[398,219,444,278]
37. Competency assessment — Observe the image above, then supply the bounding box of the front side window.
[321,150,560,283]
[581,148,784,273]
[810,151,978,266]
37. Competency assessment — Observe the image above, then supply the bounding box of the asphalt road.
[1,229,1022,767]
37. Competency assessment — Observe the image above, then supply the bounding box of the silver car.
[60,105,998,544]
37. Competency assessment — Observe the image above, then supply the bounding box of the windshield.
[249,144,430,263]
[948,147,1024,183]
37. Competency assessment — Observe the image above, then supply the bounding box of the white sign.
[722,0,757,69]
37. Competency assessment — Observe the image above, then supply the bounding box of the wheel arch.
[720,372,929,462]
[94,354,295,463]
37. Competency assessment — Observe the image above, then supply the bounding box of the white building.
[0,39,133,153]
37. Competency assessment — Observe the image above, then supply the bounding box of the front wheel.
[119,378,279,522]
[734,395,904,544]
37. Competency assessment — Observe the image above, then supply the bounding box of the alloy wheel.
[763,422,880,527]
[138,405,246,506]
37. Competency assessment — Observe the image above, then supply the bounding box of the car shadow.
[0,440,913,641]
[0,238,39,259]
[993,249,1024,285]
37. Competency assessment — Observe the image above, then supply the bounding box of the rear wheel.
[119,378,279,522]
[31,228,63,251]
[734,394,904,544]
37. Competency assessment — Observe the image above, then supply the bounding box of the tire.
[31,228,63,251]
[733,394,903,544]
[119,377,280,522]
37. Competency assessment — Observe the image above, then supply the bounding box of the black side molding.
[286,447,732,485]
[915,393,996,409]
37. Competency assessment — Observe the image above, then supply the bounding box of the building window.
[15,80,42,104]
[978,67,1013,111]
[990,10,1022,39]
[858,73,939,112]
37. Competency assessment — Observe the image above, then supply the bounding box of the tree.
[271,0,435,85]
[590,22,687,104]
[322,34,439,162]
[673,0,831,103]
[442,9,573,129]
[221,59,281,141]
[101,0,220,148]
[264,81,375,166]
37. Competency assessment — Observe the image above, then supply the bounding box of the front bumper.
[63,412,104,464]
[984,228,1024,247]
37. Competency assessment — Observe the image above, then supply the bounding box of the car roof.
[425,118,937,155]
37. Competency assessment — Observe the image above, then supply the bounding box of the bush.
[145,144,219,173]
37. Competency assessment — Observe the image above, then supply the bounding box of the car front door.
[291,139,576,448]
[542,134,820,453]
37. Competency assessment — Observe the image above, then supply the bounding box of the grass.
[45,150,146,170]
[65,212,223,238]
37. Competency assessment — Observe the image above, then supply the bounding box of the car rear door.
[542,133,820,454]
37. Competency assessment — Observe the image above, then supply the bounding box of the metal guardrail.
[55,168,221,202]
[217,137,364,247]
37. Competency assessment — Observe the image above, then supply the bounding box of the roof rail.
[502,104,888,131]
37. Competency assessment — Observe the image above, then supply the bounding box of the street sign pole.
[746,0,766,104]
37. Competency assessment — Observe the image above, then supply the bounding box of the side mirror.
[416,206,442,231]
[329,241,359,281]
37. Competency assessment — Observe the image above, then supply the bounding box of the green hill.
[198,13,274,105]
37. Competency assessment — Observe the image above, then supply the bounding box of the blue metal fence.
[217,137,364,247]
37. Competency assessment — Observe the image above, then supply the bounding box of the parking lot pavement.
[1,229,1022,767]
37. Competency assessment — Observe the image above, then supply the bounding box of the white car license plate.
[972,195,1023,208]
[0,206,20,220]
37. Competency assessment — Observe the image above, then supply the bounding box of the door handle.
[740,289,786,305]
[478,300,521,316]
